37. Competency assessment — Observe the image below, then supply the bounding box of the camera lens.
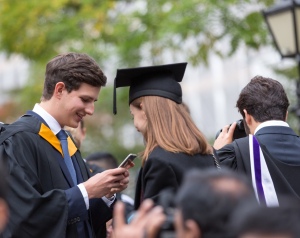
[215,119,246,140]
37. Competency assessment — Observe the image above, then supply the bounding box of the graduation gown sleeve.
[142,156,178,203]
[134,147,216,209]
[0,119,112,238]
[1,137,70,238]
[216,143,238,170]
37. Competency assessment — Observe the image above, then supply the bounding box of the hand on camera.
[213,122,237,150]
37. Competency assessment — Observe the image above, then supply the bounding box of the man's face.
[59,83,100,128]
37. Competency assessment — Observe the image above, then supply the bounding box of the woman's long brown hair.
[131,96,212,165]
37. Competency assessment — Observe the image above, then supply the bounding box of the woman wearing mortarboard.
[113,62,217,210]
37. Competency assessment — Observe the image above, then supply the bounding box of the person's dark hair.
[85,152,118,169]
[230,200,300,238]
[236,76,289,122]
[42,52,107,100]
[175,168,256,238]
[183,168,254,199]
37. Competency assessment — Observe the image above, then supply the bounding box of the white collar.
[32,103,62,135]
[254,120,289,135]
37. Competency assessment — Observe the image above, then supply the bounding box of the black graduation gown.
[134,146,216,209]
[217,126,300,203]
[0,115,112,238]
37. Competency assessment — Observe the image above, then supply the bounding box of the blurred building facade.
[0,53,29,105]
[0,46,291,140]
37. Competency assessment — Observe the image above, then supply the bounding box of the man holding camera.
[214,75,300,206]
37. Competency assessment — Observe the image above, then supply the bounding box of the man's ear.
[243,109,251,126]
[54,82,66,99]
[243,109,259,134]
[185,219,201,238]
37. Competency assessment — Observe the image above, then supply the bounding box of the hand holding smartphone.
[118,153,137,168]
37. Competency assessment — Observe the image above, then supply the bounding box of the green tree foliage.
[0,0,277,159]
[0,0,276,65]
[0,0,114,62]
[102,0,275,65]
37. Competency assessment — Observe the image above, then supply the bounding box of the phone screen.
[118,154,137,168]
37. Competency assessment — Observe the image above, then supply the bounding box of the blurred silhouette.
[173,168,256,238]
[111,168,257,238]
[230,199,300,238]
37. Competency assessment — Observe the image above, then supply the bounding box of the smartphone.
[118,153,137,168]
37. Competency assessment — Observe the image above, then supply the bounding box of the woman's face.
[130,103,147,135]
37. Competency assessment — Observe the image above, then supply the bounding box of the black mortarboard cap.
[113,62,187,114]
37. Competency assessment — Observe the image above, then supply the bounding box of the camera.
[215,119,247,140]
[126,189,176,238]
[156,189,176,238]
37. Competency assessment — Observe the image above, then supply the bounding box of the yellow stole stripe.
[38,123,78,156]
